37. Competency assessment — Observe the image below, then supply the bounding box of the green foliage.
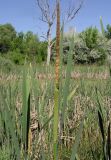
[0,23,16,53]
[105,24,111,39]
[0,55,15,72]
[80,27,99,49]
[61,27,108,64]
[0,23,47,64]
[5,50,26,65]
[0,146,10,160]
[24,31,39,56]
[0,22,111,65]
[37,41,47,62]
[11,32,25,53]
[107,40,111,55]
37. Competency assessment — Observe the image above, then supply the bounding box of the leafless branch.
[40,32,47,40]
[65,0,84,23]
[51,40,56,48]
[36,0,56,26]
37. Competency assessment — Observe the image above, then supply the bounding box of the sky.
[0,0,111,39]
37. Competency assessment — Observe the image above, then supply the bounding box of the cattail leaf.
[61,35,74,122]
[107,123,110,160]
[100,16,105,36]
[67,85,78,103]
[75,154,80,160]
[70,119,84,160]
[98,110,105,142]
[59,23,64,110]
[22,66,31,154]
[95,88,106,119]
[40,114,53,131]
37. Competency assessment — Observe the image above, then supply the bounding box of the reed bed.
[0,4,111,158]
[0,63,111,159]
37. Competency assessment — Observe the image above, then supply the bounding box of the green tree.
[24,31,39,56]
[37,41,47,62]
[0,23,16,53]
[24,31,47,63]
[105,24,111,39]
[11,32,27,55]
[62,27,107,64]
[75,27,107,64]
[80,27,99,50]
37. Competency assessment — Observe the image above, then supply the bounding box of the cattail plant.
[96,88,110,160]
[100,16,105,36]
[22,65,32,158]
[53,0,60,159]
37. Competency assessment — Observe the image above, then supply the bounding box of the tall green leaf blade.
[107,123,110,160]
[98,111,105,142]
[22,66,31,153]
[100,16,105,36]
[70,120,84,160]
[59,23,64,109]
[61,35,74,124]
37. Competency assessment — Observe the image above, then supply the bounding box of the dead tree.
[37,0,84,65]
[37,0,56,65]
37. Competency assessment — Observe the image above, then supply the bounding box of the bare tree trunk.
[47,27,52,65]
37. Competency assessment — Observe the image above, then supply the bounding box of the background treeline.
[0,23,111,66]
[52,24,111,65]
[0,23,47,65]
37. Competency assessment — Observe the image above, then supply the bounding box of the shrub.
[6,49,25,65]
[0,55,15,72]
[61,27,108,65]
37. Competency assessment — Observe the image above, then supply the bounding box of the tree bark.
[47,27,52,65]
